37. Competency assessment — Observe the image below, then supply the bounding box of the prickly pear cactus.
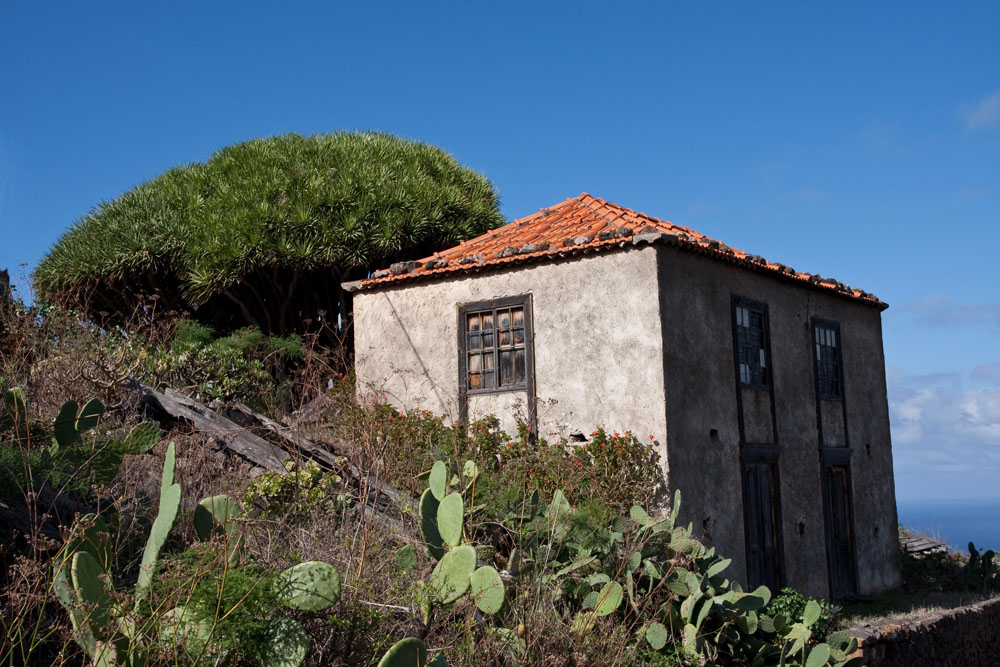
[3,387,27,423]
[159,605,213,660]
[70,550,115,660]
[419,489,445,560]
[430,545,476,604]
[469,565,505,614]
[123,421,161,454]
[193,494,242,540]
[275,561,342,611]
[53,400,80,448]
[134,441,181,606]
[377,637,428,667]
[396,544,417,573]
[250,617,310,667]
[428,461,447,501]
[75,397,105,433]
[642,621,668,650]
[594,581,623,616]
[53,513,111,609]
[437,493,464,548]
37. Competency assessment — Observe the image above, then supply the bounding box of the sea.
[896,497,1000,553]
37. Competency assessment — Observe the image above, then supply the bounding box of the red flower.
[649,434,654,439]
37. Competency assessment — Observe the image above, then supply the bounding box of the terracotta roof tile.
[357,194,885,309]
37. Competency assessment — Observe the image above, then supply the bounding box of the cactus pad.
[276,561,342,611]
[377,637,428,667]
[594,581,623,616]
[124,421,161,454]
[419,489,445,560]
[430,545,476,604]
[644,621,668,650]
[437,493,464,548]
[71,551,113,631]
[54,400,80,448]
[251,617,310,667]
[429,461,447,500]
[3,387,27,423]
[396,544,417,572]
[75,398,105,433]
[194,494,242,540]
[135,441,181,606]
[629,504,651,527]
[159,605,213,658]
[54,513,111,607]
[469,565,504,614]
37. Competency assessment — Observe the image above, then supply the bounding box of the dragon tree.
[34,132,505,349]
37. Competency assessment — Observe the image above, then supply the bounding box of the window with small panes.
[735,302,769,387]
[814,322,842,399]
[460,297,530,392]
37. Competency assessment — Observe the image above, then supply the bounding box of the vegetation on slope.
[1,299,870,666]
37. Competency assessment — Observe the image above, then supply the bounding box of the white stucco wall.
[352,247,668,464]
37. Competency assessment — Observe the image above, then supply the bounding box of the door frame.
[741,444,786,591]
[821,446,859,600]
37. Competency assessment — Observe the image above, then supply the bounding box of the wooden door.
[743,462,781,591]
[824,464,857,600]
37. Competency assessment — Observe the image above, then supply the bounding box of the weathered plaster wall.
[353,247,669,464]
[820,400,847,447]
[656,244,900,598]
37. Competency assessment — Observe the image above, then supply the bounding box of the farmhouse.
[345,194,902,600]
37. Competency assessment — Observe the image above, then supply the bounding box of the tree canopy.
[35,132,506,341]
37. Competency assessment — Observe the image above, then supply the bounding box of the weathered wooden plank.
[230,402,409,509]
[137,384,288,472]
[230,402,340,468]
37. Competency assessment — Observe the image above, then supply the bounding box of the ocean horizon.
[896,497,1000,554]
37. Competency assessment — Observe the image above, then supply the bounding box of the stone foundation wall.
[852,595,1000,667]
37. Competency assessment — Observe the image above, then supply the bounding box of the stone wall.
[852,596,1000,667]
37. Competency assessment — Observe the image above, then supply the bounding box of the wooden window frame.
[812,318,843,401]
[458,295,533,396]
[732,297,771,390]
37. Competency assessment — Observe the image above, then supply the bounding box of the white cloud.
[972,364,1000,385]
[889,369,1000,476]
[959,89,1000,132]
[901,295,1000,328]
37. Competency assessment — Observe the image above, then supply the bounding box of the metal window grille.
[465,306,527,391]
[814,325,841,399]
[736,305,768,386]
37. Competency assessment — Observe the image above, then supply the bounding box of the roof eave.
[347,232,888,310]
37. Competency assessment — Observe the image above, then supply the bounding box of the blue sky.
[1,3,997,500]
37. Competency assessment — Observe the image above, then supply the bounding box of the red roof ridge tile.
[353,194,885,309]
